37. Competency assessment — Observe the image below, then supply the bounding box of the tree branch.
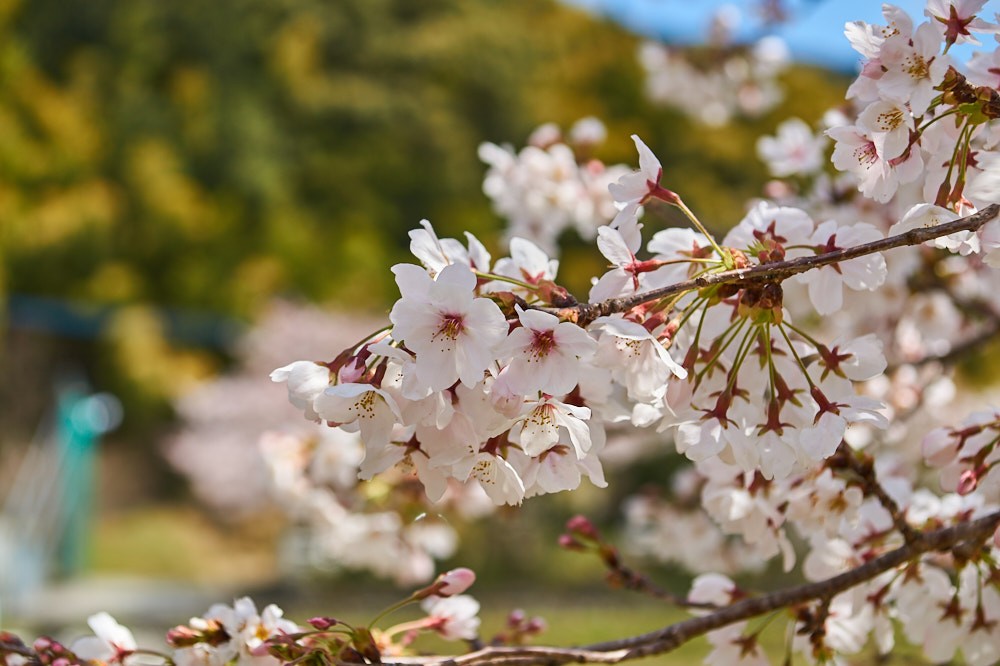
[378,509,1000,666]
[552,204,999,326]
[828,442,920,544]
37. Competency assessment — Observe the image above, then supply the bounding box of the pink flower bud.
[307,617,340,630]
[506,609,526,628]
[524,617,547,634]
[166,625,202,647]
[557,534,585,551]
[436,567,476,596]
[337,358,366,384]
[565,515,600,540]
[957,469,979,495]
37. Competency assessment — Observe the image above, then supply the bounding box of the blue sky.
[560,0,989,71]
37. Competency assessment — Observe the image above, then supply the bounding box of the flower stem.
[673,199,725,258]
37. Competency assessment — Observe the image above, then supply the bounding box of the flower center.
[435,313,465,341]
[531,329,556,359]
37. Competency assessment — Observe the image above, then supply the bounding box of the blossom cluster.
[167,302,484,585]
[617,2,1000,662]
[478,118,629,253]
[274,1,1000,534]
[638,6,789,126]
[0,570,485,666]
[155,1,1000,663]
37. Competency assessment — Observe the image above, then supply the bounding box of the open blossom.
[856,100,913,161]
[877,22,949,115]
[889,203,967,252]
[420,595,481,640]
[608,134,673,227]
[756,117,826,177]
[800,381,888,462]
[510,395,592,459]
[71,613,137,664]
[511,429,607,498]
[269,361,331,422]
[497,306,596,396]
[827,123,922,203]
[175,598,296,666]
[588,217,667,302]
[409,219,491,276]
[794,219,886,315]
[389,262,508,391]
[591,316,686,403]
[488,237,559,296]
[467,453,526,506]
[609,134,663,208]
[313,382,402,454]
[925,0,999,47]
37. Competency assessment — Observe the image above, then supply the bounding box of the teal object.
[54,388,122,576]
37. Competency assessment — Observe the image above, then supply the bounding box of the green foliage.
[2,0,623,316]
[0,0,847,428]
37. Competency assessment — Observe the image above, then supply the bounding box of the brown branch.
[601,555,719,610]
[378,509,1000,666]
[828,443,920,544]
[551,204,999,326]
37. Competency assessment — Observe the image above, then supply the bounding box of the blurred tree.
[0,0,845,436]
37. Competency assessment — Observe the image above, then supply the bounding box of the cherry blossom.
[757,117,826,177]
[389,263,508,391]
[793,219,886,315]
[420,595,481,641]
[925,0,999,47]
[71,613,137,664]
[497,306,597,396]
[313,382,402,456]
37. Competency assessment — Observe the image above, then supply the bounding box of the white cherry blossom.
[420,595,481,641]
[71,613,137,664]
[496,306,596,396]
[389,263,508,391]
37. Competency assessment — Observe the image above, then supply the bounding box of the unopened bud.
[308,617,340,631]
[565,515,600,540]
[558,534,586,551]
[436,567,476,596]
[957,469,979,495]
[524,617,547,634]
[507,609,526,628]
[166,625,203,648]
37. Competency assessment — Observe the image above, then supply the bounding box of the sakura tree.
[5,2,1000,665]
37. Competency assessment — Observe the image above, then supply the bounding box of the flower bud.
[565,515,600,540]
[957,469,978,495]
[166,625,202,648]
[307,617,340,631]
[436,567,476,597]
[557,534,585,551]
[525,617,547,634]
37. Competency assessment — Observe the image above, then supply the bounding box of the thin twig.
[544,204,999,326]
[377,509,1000,666]
[828,442,920,544]
[602,557,718,610]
